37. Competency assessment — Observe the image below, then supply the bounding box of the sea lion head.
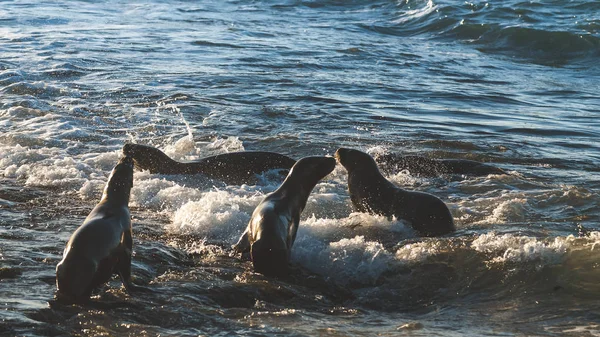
[102,156,134,201]
[107,156,134,189]
[122,143,175,173]
[287,156,336,186]
[335,148,378,173]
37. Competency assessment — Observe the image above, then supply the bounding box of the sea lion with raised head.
[336,148,455,237]
[122,143,296,185]
[374,153,506,177]
[56,156,147,303]
[233,156,336,276]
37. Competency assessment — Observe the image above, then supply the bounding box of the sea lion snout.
[335,147,373,171]
[334,148,344,161]
[122,143,136,156]
[118,155,134,168]
[334,147,354,163]
[319,156,337,175]
[112,156,134,183]
[290,156,337,180]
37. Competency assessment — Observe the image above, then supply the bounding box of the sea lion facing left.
[336,148,455,237]
[234,156,336,276]
[56,156,146,303]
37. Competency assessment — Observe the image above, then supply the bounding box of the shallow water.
[1,0,599,336]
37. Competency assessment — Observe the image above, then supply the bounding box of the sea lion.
[56,156,146,303]
[374,153,506,177]
[233,156,336,276]
[122,143,297,185]
[336,148,455,237]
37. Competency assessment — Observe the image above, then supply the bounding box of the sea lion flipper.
[116,250,151,295]
[117,230,150,295]
[287,216,299,250]
[233,230,250,254]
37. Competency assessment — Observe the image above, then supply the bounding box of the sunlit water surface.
[1,0,599,336]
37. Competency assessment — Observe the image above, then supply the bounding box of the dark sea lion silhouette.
[234,156,336,276]
[374,153,506,177]
[337,148,455,237]
[56,156,148,303]
[123,143,296,185]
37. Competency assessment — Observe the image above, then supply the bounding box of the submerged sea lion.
[234,156,336,276]
[56,156,147,303]
[374,153,506,177]
[122,143,296,185]
[336,148,455,237]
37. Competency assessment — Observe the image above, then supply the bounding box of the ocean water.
[1,0,599,336]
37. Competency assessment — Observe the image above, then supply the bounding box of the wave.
[447,24,600,66]
[1,82,76,98]
[371,0,600,65]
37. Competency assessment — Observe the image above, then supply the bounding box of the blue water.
[1,1,599,336]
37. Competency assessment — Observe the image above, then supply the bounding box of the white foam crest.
[303,186,350,219]
[387,170,426,187]
[130,174,204,210]
[395,241,444,265]
[293,235,394,286]
[78,179,105,201]
[168,190,263,243]
[0,133,49,148]
[291,213,413,285]
[583,231,600,251]
[471,232,569,265]
[2,112,101,146]
[456,191,530,226]
[1,145,107,189]
[203,136,245,153]
[75,152,122,199]
[365,145,389,157]
[322,163,362,197]
[327,162,349,181]
[477,198,529,225]
[254,169,291,188]
[1,145,54,176]
[167,239,227,258]
[393,0,437,24]
[554,324,600,337]
[163,136,198,161]
[537,185,594,208]
[80,151,122,172]
[297,212,412,243]
[24,156,92,188]
[158,103,194,141]
[158,135,246,162]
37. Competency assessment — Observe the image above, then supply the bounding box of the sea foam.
[471,232,570,265]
